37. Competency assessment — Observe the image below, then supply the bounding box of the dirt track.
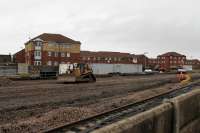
[0,74,199,133]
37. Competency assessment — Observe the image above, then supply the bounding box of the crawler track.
[44,82,200,133]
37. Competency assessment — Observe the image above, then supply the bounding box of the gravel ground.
[0,78,13,87]
[0,73,199,133]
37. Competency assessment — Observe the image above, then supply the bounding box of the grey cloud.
[0,0,199,59]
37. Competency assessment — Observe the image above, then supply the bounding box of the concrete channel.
[92,89,200,133]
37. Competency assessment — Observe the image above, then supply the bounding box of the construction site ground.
[0,73,199,133]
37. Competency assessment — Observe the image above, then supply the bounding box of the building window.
[36,41,42,46]
[48,42,57,47]
[47,61,52,66]
[63,44,71,48]
[34,51,41,56]
[34,61,41,66]
[93,57,96,61]
[61,61,65,64]
[66,53,70,57]
[48,52,52,57]
[61,52,65,57]
[88,57,90,60]
[54,61,58,66]
[54,52,58,57]
[98,57,101,61]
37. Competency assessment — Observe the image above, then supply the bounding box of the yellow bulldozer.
[58,63,96,83]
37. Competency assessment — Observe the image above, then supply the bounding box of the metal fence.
[0,65,17,76]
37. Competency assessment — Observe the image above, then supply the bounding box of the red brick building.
[80,51,138,64]
[134,55,149,69]
[24,33,81,66]
[157,52,186,71]
[185,59,200,69]
[14,49,25,63]
[148,58,159,69]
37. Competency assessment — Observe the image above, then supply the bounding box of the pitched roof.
[186,59,200,62]
[25,33,81,45]
[14,49,25,56]
[135,54,148,59]
[158,52,185,57]
[81,51,131,58]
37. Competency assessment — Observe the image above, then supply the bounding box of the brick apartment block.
[24,33,81,66]
[80,51,138,64]
[157,52,186,71]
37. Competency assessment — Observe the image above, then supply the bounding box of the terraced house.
[25,33,81,66]
[80,51,138,64]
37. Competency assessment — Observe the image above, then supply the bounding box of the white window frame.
[98,57,101,61]
[66,53,70,57]
[34,61,41,66]
[34,51,41,56]
[54,52,58,57]
[61,52,65,57]
[64,44,71,48]
[47,61,52,66]
[54,61,58,66]
[48,51,52,57]
[36,41,42,46]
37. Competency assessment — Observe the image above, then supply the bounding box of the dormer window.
[36,41,42,46]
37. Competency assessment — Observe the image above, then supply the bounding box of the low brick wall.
[92,89,200,133]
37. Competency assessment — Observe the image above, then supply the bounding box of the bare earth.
[0,74,199,133]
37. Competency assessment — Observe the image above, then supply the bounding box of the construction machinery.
[58,63,96,83]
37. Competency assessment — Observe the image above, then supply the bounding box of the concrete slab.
[91,103,173,133]
[180,118,200,133]
[170,89,200,132]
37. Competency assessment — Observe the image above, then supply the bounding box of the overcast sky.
[0,0,199,59]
